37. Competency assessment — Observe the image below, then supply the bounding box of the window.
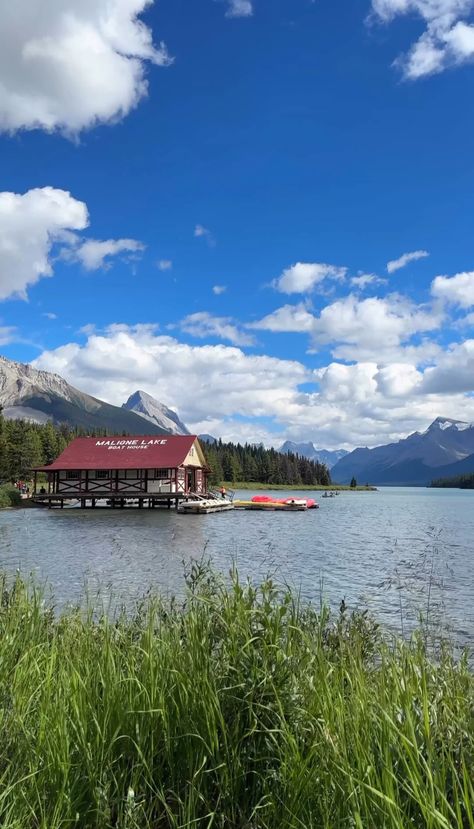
[125,469,139,479]
[95,470,109,479]
[66,470,79,480]
[154,468,170,479]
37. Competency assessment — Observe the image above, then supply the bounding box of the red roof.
[35,435,202,471]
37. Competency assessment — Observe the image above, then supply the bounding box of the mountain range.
[279,441,348,470]
[3,356,474,485]
[0,356,173,435]
[331,418,474,485]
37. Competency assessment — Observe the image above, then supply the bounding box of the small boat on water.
[234,498,308,511]
[251,495,319,509]
[178,494,234,514]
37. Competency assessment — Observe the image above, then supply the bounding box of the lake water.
[1,487,474,642]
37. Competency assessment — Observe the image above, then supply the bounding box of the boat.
[178,494,234,514]
[234,499,308,511]
[251,495,319,509]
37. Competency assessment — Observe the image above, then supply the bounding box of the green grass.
[224,481,377,491]
[0,566,472,828]
[0,483,23,508]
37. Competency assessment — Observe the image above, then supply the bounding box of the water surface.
[1,487,473,640]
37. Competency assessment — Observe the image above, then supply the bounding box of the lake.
[1,487,473,642]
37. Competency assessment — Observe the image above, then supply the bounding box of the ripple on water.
[0,487,473,642]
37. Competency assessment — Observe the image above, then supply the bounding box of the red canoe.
[251,495,319,509]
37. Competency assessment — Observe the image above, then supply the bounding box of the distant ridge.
[331,417,474,485]
[279,440,348,470]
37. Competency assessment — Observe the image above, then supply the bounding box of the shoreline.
[223,481,377,491]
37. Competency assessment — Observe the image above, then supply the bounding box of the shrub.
[0,483,22,508]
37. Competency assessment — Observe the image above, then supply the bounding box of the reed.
[0,564,473,828]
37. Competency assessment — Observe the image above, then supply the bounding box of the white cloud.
[212,285,227,295]
[0,326,17,345]
[194,224,216,247]
[225,0,254,17]
[371,0,474,78]
[249,303,315,333]
[31,324,474,450]
[312,294,441,353]
[180,312,256,346]
[251,294,443,363]
[420,339,474,393]
[66,238,145,271]
[386,249,429,273]
[351,273,388,289]
[157,259,173,271]
[431,271,474,308]
[43,312,58,320]
[0,0,172,135]
[0,187,88,301]
[273,262,347,294]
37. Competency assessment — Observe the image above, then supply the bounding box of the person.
[40,486,46,495]
[220,486,227,499]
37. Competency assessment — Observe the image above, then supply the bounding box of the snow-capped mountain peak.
[122,391,190,436]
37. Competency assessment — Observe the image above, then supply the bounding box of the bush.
[0,566,472,828]
[0,483,22,508]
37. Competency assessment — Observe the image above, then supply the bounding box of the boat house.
[33,435,210,508]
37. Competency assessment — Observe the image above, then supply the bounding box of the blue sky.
[1,0,474,448]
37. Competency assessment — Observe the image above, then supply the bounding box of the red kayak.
[251,495,319,509]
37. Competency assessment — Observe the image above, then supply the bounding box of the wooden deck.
[32,492,192,510]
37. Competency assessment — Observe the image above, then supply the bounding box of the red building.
[33,435,210,508]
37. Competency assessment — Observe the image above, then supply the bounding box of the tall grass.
[0,564,473,828]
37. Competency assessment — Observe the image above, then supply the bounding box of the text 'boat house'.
[33,435,210,508]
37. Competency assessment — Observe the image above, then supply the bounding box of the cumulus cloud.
[66,238,145,271]
[31,324,474,450]
[0,187,88,301]
[431,271,474,308]
[0,186,145,300]
[43,312,58,320]
[212,285,227,295]
[252,294,443,363]
[0,0,172,135]
[180,312,256,346]
[371,0,474,78]
[386,250,429,273]
[273,262,347,294]
[225,0,253,17]
[311,295,443,360]
[420,339,474,393]
[249,303,315,333]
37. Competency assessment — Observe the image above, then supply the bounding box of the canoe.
[234,499,307,511]
[251,495,319,509]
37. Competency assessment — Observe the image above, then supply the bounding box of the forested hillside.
[0,411,104,481]
[202,439,331,486]
[0,410,330,486]
[431,472,474,489]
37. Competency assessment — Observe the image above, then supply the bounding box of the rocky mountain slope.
[331,418,474,485]
[279,440,348,470]
[122,390,190,436]
[0,356,169,435]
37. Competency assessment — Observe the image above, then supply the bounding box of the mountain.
[123,390,190,436]
[279,440,348,470]
[0,355,169,435]
[331,417,474,485]
[199,434,217,444]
